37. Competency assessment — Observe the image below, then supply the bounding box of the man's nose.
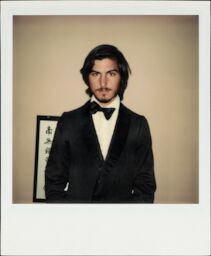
[100,74,107,87]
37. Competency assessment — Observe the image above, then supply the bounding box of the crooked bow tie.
[90,101,115,120]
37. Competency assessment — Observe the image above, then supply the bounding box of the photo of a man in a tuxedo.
[45,44,156,203]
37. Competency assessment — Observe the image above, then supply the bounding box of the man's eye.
[109,72,117,76]
[91,72,99,77]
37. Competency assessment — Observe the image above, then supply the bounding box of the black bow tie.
[90,101,115,120]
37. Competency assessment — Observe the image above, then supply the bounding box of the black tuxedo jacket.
[45,101,156,203]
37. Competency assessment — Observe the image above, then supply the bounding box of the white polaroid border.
[1,1,210,255]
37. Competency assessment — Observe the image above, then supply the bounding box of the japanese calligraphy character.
[44,138,52,144]
[46,126,53,135]
[45,147,51,154]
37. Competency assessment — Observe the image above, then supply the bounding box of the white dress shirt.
[91,95,120,159]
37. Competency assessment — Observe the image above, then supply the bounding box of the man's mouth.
[96,88,111,92]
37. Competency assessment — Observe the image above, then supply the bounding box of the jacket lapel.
[105,103,131,168]
[81,101,104,168]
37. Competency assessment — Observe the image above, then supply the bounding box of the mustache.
[95,88,112,92]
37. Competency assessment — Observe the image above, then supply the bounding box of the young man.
[45,44,156,203]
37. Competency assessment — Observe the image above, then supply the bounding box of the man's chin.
[94,93,118,104]
[95,96,116,104]
[97,98,111,103]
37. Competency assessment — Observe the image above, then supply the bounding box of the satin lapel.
[105,103,131,168]
[81,101,104,168]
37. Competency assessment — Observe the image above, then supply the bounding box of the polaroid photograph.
[1,1,210,255]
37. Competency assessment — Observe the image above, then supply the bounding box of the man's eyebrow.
[107,69,119,72]
[90,69,99,73]
[90,69,119,73]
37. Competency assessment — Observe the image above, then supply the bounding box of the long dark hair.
[80,44,131,100]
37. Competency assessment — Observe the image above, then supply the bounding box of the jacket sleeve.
[132,117,156,203]
[45,113,70,203]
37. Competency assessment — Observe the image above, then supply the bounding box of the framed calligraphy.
[33,115,59,202]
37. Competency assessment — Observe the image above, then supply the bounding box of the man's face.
[88,58,121,105]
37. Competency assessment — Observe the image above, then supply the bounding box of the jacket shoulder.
[54,102,89,131]
[122,104,147,122]
[122,105,152,143]
[122,104,151,136]
[59,101,89,120]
